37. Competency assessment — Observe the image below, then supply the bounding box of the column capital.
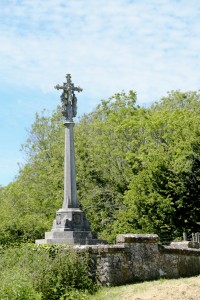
[63,121,75,126]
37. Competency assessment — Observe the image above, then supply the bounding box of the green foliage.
[75,91,138,240]
[113,90,200,241]
[0,244,97,300]
[0,89,200,244]
[0,108,64,244]
[0,269,42,300]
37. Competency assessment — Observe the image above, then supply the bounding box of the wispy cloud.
[1,0,200,99]
[0,0,200,184]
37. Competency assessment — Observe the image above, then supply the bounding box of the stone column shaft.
[63,121,79,209]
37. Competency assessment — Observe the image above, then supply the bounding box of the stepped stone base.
[35,231,106,245]
[35,207,107,245]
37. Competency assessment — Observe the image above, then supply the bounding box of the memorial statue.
[54,74,83,121]
[35,74,107,245]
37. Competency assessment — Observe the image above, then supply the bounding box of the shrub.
[0,244,97,300]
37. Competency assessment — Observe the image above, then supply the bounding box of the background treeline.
[0,90,200,244]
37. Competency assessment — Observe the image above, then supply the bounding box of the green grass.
[88,276,200,300]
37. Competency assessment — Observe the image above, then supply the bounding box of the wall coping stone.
[170,241,199,249]
[159,245,200,255]
[116,234,159,244]
[68,244,126,254]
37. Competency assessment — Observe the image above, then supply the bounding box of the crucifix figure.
[54,74,83,121]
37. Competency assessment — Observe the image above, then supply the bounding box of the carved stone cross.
[35,74,107,245]
[54,74,83,121]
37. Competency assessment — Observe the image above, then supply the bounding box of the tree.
[113,90,200,241]
[1,90,200,244]
[75,91,142,240]
[0,108,65,243]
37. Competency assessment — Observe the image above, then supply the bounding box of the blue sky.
[0,0,200,186]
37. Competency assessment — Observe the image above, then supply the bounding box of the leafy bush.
[0,244,97,300]
[0,268,42,300]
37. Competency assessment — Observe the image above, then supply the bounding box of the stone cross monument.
[54,74,82,210]
[36,74,106,245]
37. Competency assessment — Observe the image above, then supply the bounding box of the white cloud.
[1,0,200,184]
[1,0,200,105]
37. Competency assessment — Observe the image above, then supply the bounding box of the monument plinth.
[36,74,107,245]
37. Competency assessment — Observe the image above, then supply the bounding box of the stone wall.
[72,234,200,286]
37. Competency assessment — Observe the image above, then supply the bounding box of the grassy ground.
[89,276,200,300]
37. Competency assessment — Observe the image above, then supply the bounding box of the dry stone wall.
[73,234,200,286]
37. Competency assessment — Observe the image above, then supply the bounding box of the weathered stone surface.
[170,241,200,249]
[116,233,159,244]
[57,234,200,286]
[52,208,90,232]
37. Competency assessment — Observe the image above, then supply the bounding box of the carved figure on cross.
[54,74,83,121]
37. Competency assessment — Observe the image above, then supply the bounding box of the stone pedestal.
[36,208,106,245]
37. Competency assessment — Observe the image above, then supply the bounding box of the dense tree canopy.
[0,90,200,244]
[113,91,200,241]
